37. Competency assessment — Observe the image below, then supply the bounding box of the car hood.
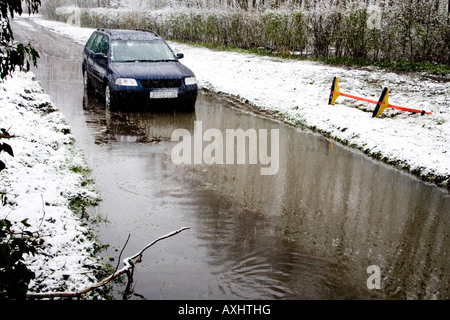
[110,61,195,80]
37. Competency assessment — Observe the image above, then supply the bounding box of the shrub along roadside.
[63,6,449,74]
[1,132,39,300]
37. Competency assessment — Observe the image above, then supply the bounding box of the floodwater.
[13,19,450,300]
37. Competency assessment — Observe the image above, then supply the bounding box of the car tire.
[105,84,117,110]
[83,69,92,92]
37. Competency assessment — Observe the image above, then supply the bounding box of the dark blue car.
[82,29,198,111]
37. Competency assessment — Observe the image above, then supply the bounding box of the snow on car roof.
[98,29,160,41]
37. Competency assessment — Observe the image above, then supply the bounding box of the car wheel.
[105,84,115,110]
[83,69,92,92]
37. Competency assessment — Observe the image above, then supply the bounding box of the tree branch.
[26,226,190,299]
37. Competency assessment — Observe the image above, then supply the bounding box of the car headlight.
[115,78,138,86]
[184,77,198,86]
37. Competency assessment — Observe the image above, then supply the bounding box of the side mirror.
[94,53,107,60]
[176,53,184,59]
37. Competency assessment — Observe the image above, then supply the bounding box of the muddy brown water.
[12,19,450,300]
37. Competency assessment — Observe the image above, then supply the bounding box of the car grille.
[140,79,182,89]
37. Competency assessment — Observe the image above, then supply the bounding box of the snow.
[29,15,450,187]
[0,14,448,297]
[0,71,100,296]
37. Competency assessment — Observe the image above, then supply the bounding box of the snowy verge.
[0,71,102,296]
[26,16,450,188]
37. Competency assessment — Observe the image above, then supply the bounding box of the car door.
[91,35,110,89]
[84,32,100,87]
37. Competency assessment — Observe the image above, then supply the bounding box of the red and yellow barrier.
[328,77,431,118]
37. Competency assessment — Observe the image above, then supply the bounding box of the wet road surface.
[12,18,450,300]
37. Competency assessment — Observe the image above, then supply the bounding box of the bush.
[71,4,449,68]
[1,130,40,300]
[0,218,39,300]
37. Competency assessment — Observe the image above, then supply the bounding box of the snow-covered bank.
[0,71,101,296]
[28,16,450,187]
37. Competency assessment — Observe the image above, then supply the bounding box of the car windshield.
[111,39,177,62]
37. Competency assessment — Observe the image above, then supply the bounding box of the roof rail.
[135,29,159,37]
[97,28,112,35]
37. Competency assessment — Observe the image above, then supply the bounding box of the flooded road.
[13,19,450,300]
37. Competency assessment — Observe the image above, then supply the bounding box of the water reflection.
[82,91,196,145]
[170,93,450,299]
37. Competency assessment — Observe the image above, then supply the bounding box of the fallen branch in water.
[26,226,190,299]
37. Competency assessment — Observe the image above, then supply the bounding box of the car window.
[111,39,176,62]
[98,36,109,55]
[90,34,105,53]
[85,32,98,51]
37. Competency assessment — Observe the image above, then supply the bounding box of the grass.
[173,39,450,77]
[373,60,450,76]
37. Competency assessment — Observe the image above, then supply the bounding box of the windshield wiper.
[114,59,177,62]
[136,59,176,62]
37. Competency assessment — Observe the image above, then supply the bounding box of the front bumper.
[110,82,198,110]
